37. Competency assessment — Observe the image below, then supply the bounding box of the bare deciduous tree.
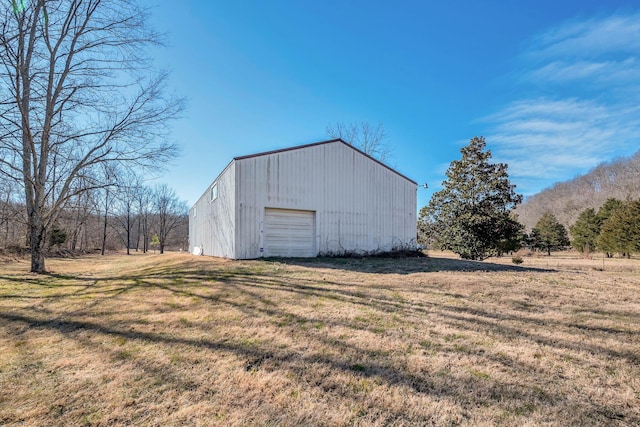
[0,0,183,272]
[135,184,152,253]
[92,164,118,256]
[65,183,97,252]
[111,171,142,255]
[326,121,391,162]
[151,184,187,254]
[0,177,25,247]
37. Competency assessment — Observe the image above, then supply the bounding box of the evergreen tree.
[531,212,570,255]
[47,224,67,250]
[595,198,624,257]
[150,233,160,254]
[418,136,523,260]
[596,200,640,258]
[496,213,526,255]
[569,208,601,254]
[596,198,624,224]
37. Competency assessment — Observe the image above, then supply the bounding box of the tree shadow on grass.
[1,258,638,425]
[2,290,636,426]
[0,309,612,425]
[264,255,555,274]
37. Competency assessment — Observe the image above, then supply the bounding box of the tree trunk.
[135,215,141,252]
[81,226,87,252]
[143,217,148,253]
[101,189,109,256]
[126,211,131,255]
[29,219,46,273]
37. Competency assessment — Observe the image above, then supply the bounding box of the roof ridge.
[233,138,416,184]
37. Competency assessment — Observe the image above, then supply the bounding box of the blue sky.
[146,1,640,209]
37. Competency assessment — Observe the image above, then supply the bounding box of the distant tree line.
[515,151,640,230]
[520,198,640,258]
[569,198,640,258]
[418,137,640,260]
[0,181,188,255]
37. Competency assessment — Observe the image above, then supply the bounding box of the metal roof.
[233,138,417,185]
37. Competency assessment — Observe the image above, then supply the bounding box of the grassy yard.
[0,252,639,426]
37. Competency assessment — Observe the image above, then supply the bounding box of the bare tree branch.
[326,121,391,162]
[0,0,184,272]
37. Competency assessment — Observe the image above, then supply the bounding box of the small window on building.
[211,183,218,201]
[193,207,197,217]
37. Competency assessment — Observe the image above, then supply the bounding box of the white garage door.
[264,208,315,257]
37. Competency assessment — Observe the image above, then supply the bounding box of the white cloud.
[527,59,637,84]
[486,98,610,123]
[487,96,639,193]
[483,11,640,195]
[527,12,640,60]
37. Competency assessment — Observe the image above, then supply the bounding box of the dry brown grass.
[0,251,639,426]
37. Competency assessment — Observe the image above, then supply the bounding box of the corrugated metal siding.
[234,141,416,258]
[188,162,236,258]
